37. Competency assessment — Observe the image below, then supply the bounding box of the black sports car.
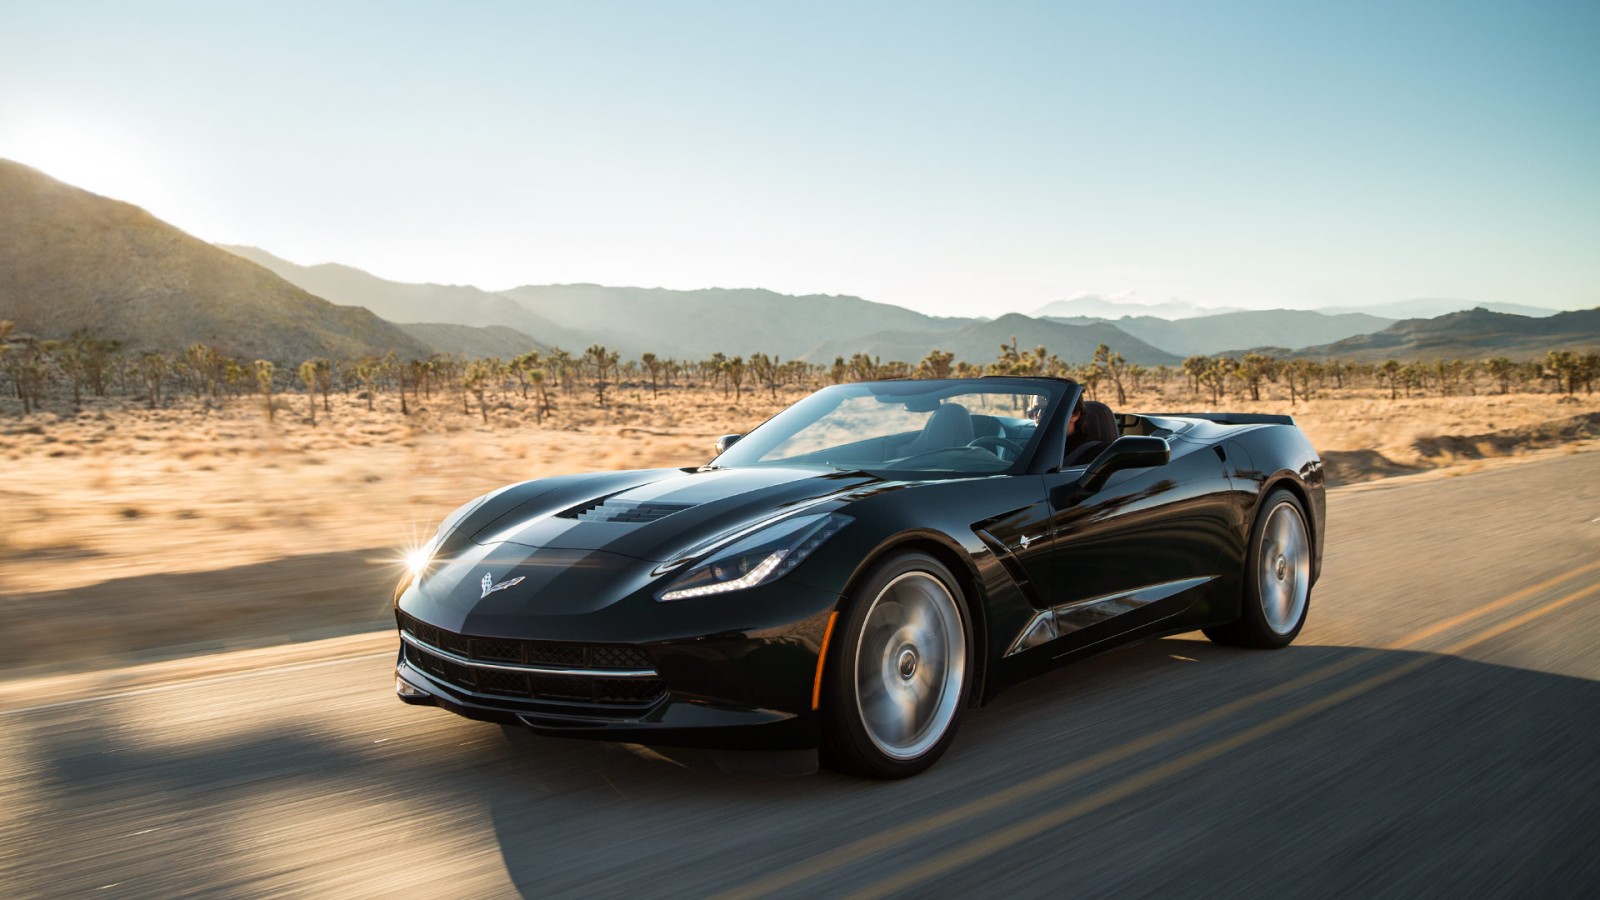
[393,377,1324,777]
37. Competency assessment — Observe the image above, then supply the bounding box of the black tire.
[1204,488,1312,649]
[820,551,973,779]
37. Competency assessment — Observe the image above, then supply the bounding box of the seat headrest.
[1077,400,1118,446]
[920,402,975,447]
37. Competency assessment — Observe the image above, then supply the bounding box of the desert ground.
[3,380,1598,678]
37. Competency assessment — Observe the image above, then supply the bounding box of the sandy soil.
[2,382,1597,677]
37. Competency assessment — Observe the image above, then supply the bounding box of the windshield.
[712,380,1069,476]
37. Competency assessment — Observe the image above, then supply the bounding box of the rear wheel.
[821,552,971,778]
[1205,489,1311,649]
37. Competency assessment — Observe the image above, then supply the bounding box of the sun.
[0,109,172,206]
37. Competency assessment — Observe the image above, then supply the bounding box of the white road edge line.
[0,651,396,717]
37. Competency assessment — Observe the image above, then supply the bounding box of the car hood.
[466,465,881,564]
[405,465,886,632]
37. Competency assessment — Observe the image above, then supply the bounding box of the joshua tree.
[254,360,276,421]
[1484,357,1518,395]
[1198,357,1235,406]
[748,352,782,401]
[725,355,747,404]
[1181,355,1209,397]
[463,358,501,422]
[4,335,50,414]
[919,349,955,380]
[830,355,848,385]
[1547,350,1582,395]
[354,358,380,411]
[57,339,87,410]
[848,353,880,382]
[528,368,551,422]
[585,344,619,407]
[0,322,12,404]
[510,351,542,399]
[1233,352,1276,402]
[1379,360,1402,400]
[1093,343,1129,407]
[640,352,664,399]
[1076,363,1102,401]
[993,336,1022,375]
[139,352,169,409]
[298,360,319,424]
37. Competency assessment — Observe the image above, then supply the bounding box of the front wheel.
[821,552,972,778]
[1204,489,1312,649]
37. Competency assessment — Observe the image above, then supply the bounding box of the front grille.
[397,611,652,670]
[397,611,664,710]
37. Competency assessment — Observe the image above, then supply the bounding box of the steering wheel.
[967,435,1025,461]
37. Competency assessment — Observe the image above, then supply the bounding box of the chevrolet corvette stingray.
[392,377,1324,777]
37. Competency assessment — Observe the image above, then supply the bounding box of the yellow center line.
[1381,558,1600,650]
[849,579,1600,900]
[716,560,1600,900]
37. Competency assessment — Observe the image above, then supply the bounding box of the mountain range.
[219,245,583,350]
[1034,294,1560,322]
[1043,309,1397,355]
[2,158,1592,366]
[801,313,1182,366]
[1288,308,1600,361]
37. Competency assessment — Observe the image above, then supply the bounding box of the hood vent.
[559,497,693,524]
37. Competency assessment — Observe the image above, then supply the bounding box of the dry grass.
[0,387,796,596]
[1,381,1596,676]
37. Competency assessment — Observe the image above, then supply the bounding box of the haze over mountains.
[220,245,584,351]
[498,283,964,360]
[234,246,1587,364]
[2,158,1592,366]
[1032,294,1560,322]
[1043,309,1398,356]
[803,313,1182,366]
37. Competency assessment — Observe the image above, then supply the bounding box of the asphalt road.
[4,452,1599,898]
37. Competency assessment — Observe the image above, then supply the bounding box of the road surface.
[3,452,1599,898]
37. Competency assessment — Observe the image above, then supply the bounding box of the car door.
[1037,436,1240,653]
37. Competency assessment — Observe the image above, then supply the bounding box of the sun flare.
[1,110,170,207]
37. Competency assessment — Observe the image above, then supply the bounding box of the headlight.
[404,547,433,579]
[398,494,492,591]
[657,513,851,601]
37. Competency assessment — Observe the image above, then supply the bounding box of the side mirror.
[1077,436,1170,493]
[714,434,743,455]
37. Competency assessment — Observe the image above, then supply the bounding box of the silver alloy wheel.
[1258,499,1310,635]
[853,571,966,761]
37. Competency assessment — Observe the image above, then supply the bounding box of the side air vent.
[558,497,693,524]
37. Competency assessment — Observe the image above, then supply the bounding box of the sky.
[1,0,1596,318]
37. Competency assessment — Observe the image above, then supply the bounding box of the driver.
[1028,397,1082,438]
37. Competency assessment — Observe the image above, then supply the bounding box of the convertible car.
[393,376,1324,777]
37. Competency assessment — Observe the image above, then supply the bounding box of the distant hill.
[1045,308,1396,356]
[499,284,972,359]
[1032,295,1241,321]
[1321,298,1560,319]
[800,312,1182,366]
[220,245,589,348]
[0,160,427,360]
[396,322,546,358]
[1293,307,1600,361]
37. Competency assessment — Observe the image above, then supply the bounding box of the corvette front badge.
[480,572,525,598]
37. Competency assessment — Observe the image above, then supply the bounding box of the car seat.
[1062,400,1118,467]
[901,402,975,455]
